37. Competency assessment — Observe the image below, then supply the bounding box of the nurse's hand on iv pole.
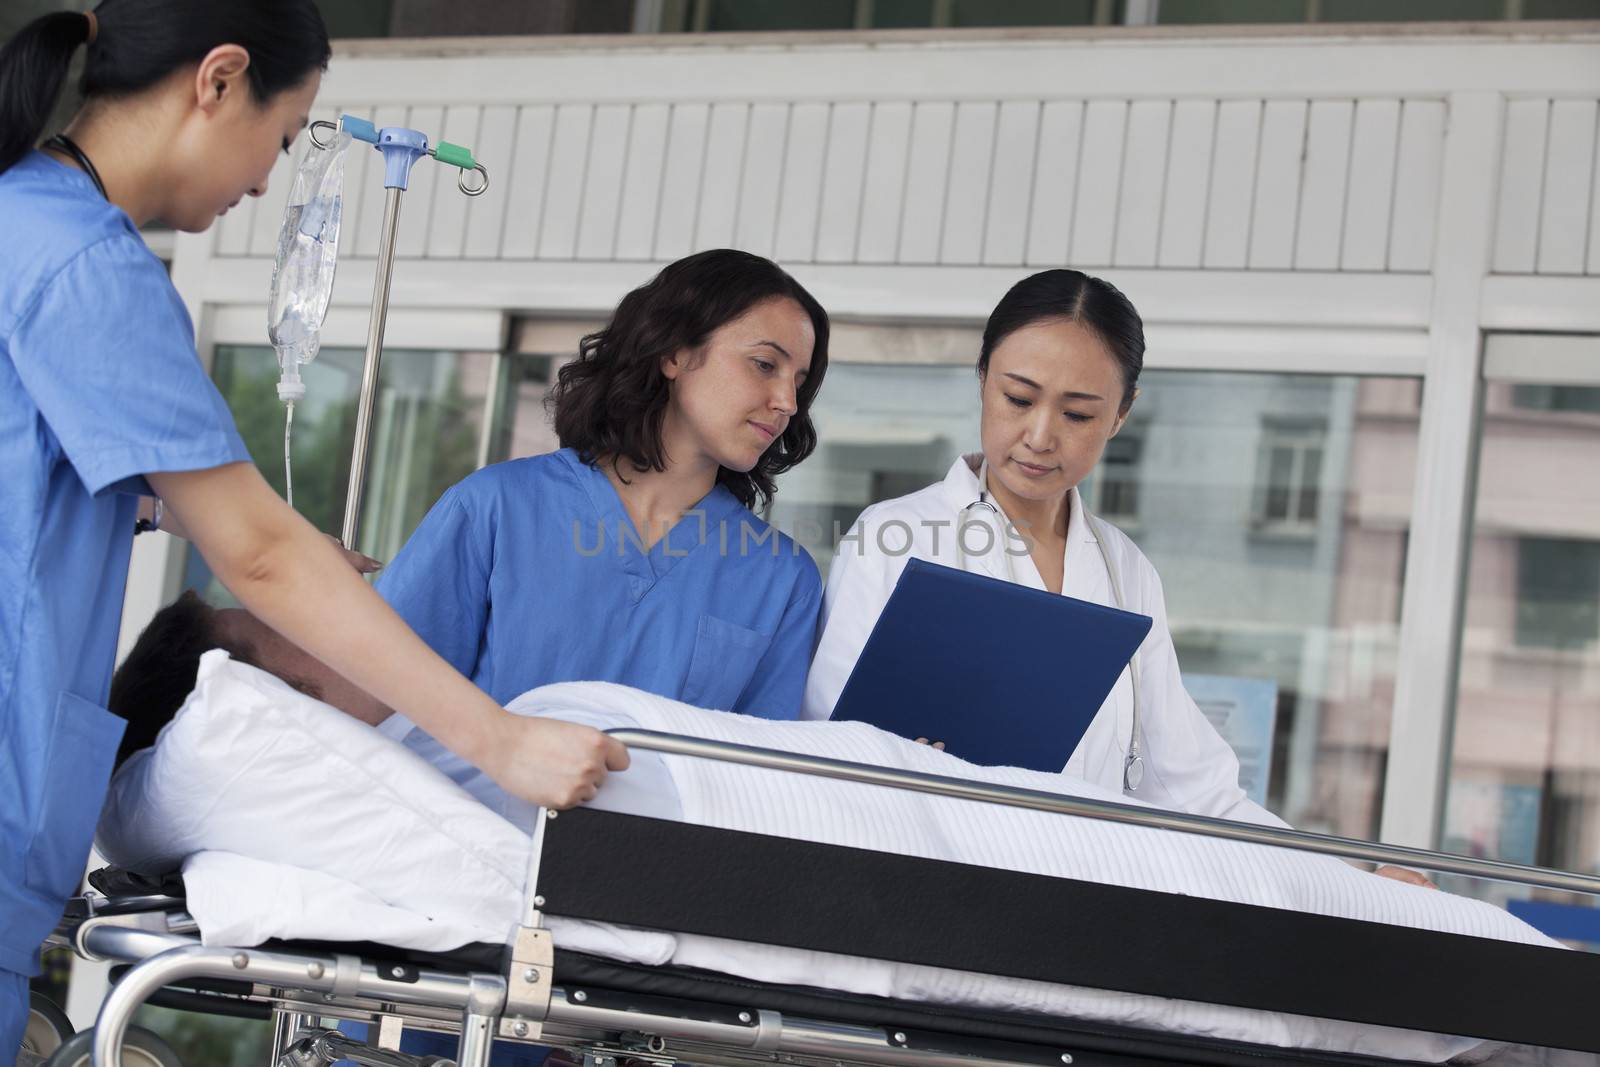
[478,716,632,809]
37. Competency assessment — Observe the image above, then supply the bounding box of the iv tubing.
[284,401,295,510]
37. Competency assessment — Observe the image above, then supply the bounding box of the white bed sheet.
[99,655,1572,1064]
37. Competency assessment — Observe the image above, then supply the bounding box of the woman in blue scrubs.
[0,5,624,1056]
[367,249,829,1065]
[378,248,830,736]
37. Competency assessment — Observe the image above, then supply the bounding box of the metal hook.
[307,120,339,151]
[458,162,490,197]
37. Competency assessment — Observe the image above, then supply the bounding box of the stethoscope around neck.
[958,458,1146,793]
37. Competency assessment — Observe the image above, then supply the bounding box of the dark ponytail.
[0,12,89,174]
[0,1,331,175]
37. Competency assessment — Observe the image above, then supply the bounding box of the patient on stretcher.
[99,595,1569,1065]
[107,591,677,826]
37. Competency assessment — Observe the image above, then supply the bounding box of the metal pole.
[341,186,404,550]
[606,728,1600,898]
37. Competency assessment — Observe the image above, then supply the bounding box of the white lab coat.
[803,455,1285,828]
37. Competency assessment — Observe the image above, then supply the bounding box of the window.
[1512,384,1600,415]
[1447,380,1600,885]
[1515,538,1600,650]
[766,362,981,573]
[183,338,572,602]
[1251,418,1326,532]
[1083,424,1144,523]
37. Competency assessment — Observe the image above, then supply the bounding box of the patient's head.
[109,592,389,767]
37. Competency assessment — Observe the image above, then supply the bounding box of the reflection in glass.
[1446,382,1600,902]
[776,364,1420,835]
[187,344,499,600]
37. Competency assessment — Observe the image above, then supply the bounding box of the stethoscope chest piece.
[1124,753,1145,792]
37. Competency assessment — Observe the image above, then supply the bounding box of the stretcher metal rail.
[56,730,1600,1067]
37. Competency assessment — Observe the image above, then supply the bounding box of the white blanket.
[98,654,1568,1063]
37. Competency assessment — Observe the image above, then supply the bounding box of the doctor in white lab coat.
[804,269,1284,827]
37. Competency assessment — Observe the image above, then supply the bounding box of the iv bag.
[268,128,353,386]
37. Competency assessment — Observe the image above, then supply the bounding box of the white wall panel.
[214,186,257,257]
[774,103,830,262]
[1248,100,1307,270]
[985,100,1041,266]
[1025,101,1084,267]
[941,102,998,265]
[1114,100,1171,268]
[771,102,825,265]
[614,103,670,261]
[1157,100,1215,269]
[577,104,632,260]
[1072,100,1128,267]
[245,126,302,257]
[1537,100,1598,275]
[1295,100,1354,271]
[499,105,554,259]
[426,105,482,259]
[1493,99,1550,274]
[1342,99,1402,271]
[538,104,593,260]
[735,103,790,259]
[858,102,914,264]
[816,103,872,263]
[395,106,443,258]
[1387,101,1445,273]
[900,102,956,265]
[696,103,750,252]
[462,105,516,259]
[1591,115,1600,276]
[655,103,710,260]
[1204,100,1261,270]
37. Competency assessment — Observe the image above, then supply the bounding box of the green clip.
[434,141,476,170]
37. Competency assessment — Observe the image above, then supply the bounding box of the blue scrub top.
[0,153,249,976]
[375,448,822,745]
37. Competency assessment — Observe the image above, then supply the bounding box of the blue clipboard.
[829,557,1153,773]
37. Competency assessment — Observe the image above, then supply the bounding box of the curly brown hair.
[549,249,830,510]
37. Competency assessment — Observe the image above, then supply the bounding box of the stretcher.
[37,730,1600,1067]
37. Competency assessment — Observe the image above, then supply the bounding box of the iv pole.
[306,116,490,550]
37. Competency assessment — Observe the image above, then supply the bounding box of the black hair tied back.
[0,11,90,174]
[0,0,331,176]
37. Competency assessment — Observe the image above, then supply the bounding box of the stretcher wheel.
[40,1026,182,1067]
[21,993,74,1058]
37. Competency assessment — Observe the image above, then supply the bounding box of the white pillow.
[97,650,528,938]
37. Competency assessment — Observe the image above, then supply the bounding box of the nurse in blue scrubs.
[378,248,831,735]
[0,5,624,1057]
[367,249,829,1065]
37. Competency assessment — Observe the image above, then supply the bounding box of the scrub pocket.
[682,614,771,711]
[23,691,124,901]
